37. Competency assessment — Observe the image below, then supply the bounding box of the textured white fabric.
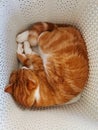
[0,0,98,129]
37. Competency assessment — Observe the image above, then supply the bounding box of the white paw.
[17,43,23,54]
[24,41,38,55]
[16,31,29,43]
[24,41,33,54]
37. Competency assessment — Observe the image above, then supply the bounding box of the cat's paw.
[24,41,33,54]
[16,31,29,43]
[23,41,39,56]
[17,43,24,54]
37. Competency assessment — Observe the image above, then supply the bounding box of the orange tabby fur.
[5,22,89,108]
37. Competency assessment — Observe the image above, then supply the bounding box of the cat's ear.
[4,84,13,94]
[28,80,36,90]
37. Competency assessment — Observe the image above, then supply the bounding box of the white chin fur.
[34,86,40,102]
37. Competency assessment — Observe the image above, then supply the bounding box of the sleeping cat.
[4,22,89,108]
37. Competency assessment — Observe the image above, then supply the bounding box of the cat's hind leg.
[16,22,57,47]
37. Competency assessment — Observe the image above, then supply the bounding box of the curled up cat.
[4,22,89,108]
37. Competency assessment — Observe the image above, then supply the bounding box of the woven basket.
[0,0,98,129]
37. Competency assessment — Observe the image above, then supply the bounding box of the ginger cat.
[4,22,89,108]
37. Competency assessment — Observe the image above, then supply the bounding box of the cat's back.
[38,27,87,55]
[38,26,89,94]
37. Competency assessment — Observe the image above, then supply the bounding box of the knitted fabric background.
[0,0,98,129]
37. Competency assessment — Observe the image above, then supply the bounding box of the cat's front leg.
[23,41,42,70]
[17,42,35,68]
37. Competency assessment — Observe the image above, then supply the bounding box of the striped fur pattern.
[5,22,89,108]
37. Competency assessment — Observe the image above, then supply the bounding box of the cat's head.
[4,68,39,108]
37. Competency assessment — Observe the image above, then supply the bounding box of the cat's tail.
[29,22,57,34]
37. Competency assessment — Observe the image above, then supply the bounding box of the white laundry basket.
[0,0,98,129]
